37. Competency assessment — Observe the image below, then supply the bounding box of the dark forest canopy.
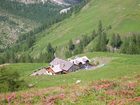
[0,0,62,23]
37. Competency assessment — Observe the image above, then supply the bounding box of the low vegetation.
[0,67,27,93]
[0,52,140,104]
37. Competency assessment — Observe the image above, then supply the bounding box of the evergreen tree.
[136,34,140,53]
[24,54,32,63]
[121,35,138,54]
[110,34,116,48]
[74,43,83,55]
[0,56,5,64]
[0,67,27,92]
[82,35,90,47]
[100,32,107,51]
[4,50,10,63]
[10,50,16,63]
[127,37,137,54]
[46,43,55,62]
[46,52,54,62]
[94,21,107,51]
[121,37,129,54]
[98,20,103,34]
[110,33,122,49]
[68,40,75,51]
[19,54,26,63]
[91,30,96,40]
[65,50,72,58]
[47,43,55,54]
[116,34,122,48]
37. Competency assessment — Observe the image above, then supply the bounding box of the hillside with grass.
[30,0,140,57]
[0,52,140,104]
[0,0,140,104]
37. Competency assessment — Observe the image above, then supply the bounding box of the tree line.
[1,20,140,64]
[0,0,88,64]
[121,33,140,54]
[65,21,140,58]
[0,43,55,64]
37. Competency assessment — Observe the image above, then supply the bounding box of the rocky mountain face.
[0,0,63,50]
[10,0,80,5]
[0,0,83,50]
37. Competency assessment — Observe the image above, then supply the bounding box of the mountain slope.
[30,0,140,57]
[0,0,64,50]
[11,0,81,5]
[0,10,38,49]
[0,0,84,50]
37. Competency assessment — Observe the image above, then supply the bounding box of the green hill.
[30,0,140,57]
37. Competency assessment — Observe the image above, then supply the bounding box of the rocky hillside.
[0,0,61,50]
[10,0,81,5]
[0,0,83,50]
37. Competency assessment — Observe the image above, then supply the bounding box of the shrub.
[0,67,27,93]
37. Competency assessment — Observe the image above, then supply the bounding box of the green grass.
[30,0,140,58]
[6,63,48,78]
[5,52,140,88]
[1,52,140,105]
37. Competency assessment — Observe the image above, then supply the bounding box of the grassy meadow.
[1,52,140,105]
[4,52,140,88]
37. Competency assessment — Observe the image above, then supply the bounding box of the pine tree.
[98,20,103,34]
[65,50,72,58]
[91,30,96,40]
[46,43,55,62]
[116,34,122,48]
[68,40,75,51]
[74,43,83,55]
[136,34,140,53]
[47,43,55,54]
[100,32,107,51]
[127,37,137,54]
[10,50,16,63]
[94,21,107,51]
[121,37,129,54]
[121,35,137,54]
[0,67,27,92]
[0,56,5,64]
[82,35,90,47]
[110,34,116,48]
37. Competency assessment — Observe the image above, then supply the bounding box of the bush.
[0,67,27,93]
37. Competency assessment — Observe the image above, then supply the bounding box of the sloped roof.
[70,56,90,65]
[82,56,90,62]
[51,64,62,73]
[50,58,73,71]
